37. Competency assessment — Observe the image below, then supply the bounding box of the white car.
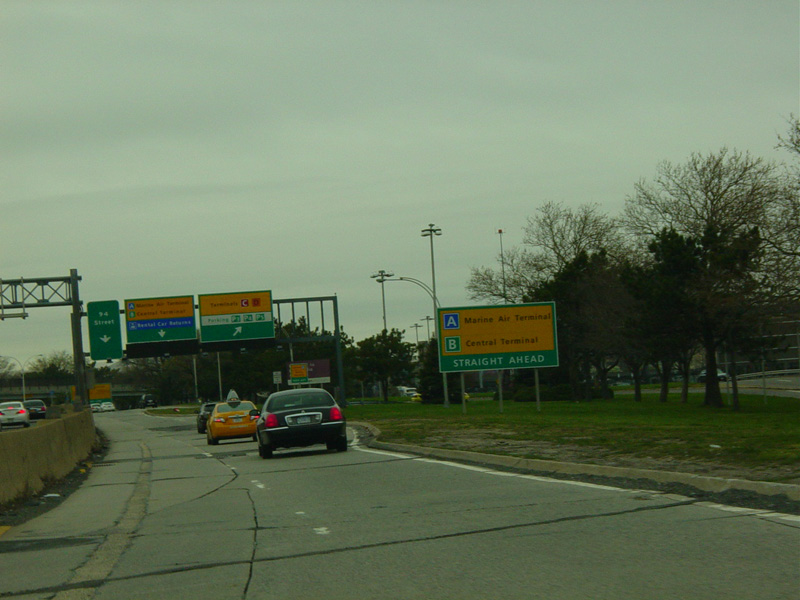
[0,401,31,428]
[100,401,116,412]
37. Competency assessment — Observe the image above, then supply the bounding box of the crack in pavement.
[0,498,696,598]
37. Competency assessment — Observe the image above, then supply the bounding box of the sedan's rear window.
[268,393,334,412]
[215,401,255,413]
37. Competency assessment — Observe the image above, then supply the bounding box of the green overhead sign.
[87,300,123,360]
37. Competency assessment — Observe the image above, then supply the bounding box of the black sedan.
[196,402,217,433]
[255,388,347,458]
[23,399,47,420]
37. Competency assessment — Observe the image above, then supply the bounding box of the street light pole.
[1,354,43,402]
[410,323,422,345]
[371,269,395,332]
[421,223,449,406]
[422,316,433,339]
[498,228,507,303]
[421,224,441,324]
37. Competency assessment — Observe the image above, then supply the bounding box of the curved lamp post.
[370,269,395,332]
[1,354,43,402]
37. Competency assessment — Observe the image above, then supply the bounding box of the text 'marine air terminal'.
[437,302,558,373]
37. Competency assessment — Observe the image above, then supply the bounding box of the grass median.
[344,394,800,473]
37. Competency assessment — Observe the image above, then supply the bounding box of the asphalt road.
[1,410,798,599]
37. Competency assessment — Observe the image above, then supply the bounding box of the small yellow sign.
[290,363,308,379]
[89,384,112,401]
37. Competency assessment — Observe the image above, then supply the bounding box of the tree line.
[467,120,799,409]
[2,121,798,409]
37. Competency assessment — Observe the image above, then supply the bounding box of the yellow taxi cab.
[206,390,258,445]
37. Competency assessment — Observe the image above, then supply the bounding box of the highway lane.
[1,410,798,599]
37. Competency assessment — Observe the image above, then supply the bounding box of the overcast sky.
[2,1,798,365]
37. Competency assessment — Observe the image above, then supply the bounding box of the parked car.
[139,394,157,408]
[23,399,47,420]
[0,401,31,428]
[206,391,257,445]
[255,388,347,459]
[100,401,116,412]
[91,403,102,413]
[698,370,728,382]
[196,402,217,433]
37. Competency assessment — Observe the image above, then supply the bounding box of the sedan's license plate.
[232,417,242,423]
[297,416,311,424]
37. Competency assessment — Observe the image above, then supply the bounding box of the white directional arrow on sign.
[233,326,242,336]
[100,335,111,343]
[159,330,166,338]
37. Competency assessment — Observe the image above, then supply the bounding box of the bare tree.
[623,148,798,407]
[467,201,627,303]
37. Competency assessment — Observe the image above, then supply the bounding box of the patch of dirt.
[417,430,800,485]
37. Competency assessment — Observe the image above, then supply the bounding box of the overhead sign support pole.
[70,269,89,405]
[0,269,89,405]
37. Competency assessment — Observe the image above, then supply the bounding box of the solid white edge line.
[350,428,800,521]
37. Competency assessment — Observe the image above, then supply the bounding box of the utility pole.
[371,269,394,332]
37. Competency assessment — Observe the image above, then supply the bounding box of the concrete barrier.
[0,410,97,505]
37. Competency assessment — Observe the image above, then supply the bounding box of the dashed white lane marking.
[314,527,331,535]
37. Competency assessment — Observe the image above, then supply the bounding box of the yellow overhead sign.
[125,296,194,321]
[199,291,272,316]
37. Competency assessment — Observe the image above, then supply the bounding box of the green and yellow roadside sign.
[437,302,558,373]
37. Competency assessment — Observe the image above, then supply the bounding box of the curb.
[350,422,800,501]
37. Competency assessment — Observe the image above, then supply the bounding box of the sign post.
[87,300,123,360]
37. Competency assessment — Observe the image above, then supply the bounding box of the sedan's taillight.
[330,406,343,421]
[264,413,279,428]
[213,417,225,423]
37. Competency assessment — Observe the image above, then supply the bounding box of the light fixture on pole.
[498,228,508,303]
[421,223,449,406]
[410,322,422,345]
[422,315,434,339]
[370,269,394,332]
[420,224,441,326]
[1,354,43,402]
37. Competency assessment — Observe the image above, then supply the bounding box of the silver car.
[0,401,31,428]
